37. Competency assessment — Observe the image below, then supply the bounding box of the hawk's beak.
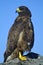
[16,8,22,13]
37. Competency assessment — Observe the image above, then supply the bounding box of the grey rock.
[0,52,43,65]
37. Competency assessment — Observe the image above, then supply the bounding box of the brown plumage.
[4,6,34,62]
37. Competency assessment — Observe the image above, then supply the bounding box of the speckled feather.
[4,15,34,62]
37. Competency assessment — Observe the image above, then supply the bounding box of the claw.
[19,52,27,60]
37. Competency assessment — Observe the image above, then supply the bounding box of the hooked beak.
[16,8,22,13]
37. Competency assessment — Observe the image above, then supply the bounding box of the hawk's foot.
[19,52,27,61]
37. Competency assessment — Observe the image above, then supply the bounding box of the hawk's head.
[16,6,32,17]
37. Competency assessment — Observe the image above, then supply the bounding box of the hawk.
[4,6,34,62]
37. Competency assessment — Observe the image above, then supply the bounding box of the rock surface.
[0,52,43,65]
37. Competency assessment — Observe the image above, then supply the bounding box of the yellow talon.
[19,52,27,60]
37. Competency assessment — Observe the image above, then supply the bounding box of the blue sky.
[0,0,43,63]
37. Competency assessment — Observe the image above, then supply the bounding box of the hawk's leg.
[19,52,27,60]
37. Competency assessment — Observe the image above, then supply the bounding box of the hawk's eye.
[19,8,23,10]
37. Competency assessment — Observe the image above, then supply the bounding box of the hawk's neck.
[16,15,30,22]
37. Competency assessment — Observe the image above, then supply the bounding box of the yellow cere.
[16,8,22,12]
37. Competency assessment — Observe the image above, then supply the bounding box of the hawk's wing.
[24,19,34,50]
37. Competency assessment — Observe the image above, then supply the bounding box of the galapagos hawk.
[4,6,34,62]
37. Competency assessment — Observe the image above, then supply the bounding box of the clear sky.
[0,0,43,63]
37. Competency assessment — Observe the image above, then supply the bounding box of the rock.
[0,52,43,65]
